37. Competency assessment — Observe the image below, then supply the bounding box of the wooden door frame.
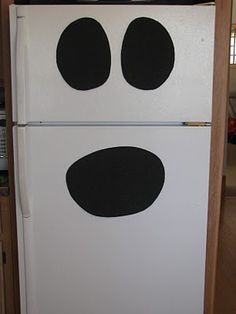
[204,0,232,313]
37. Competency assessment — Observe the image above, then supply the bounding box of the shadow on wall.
[226,143,236,196]
[229,68,236,97]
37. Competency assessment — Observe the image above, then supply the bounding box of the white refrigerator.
[10,4,215,314]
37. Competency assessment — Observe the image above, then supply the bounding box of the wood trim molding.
[0,241,6,314]
[0,196,15,314]
[204,1,232,313]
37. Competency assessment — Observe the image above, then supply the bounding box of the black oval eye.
[56,18,111,90]
[66,147,165,217]
[121,17,175,90]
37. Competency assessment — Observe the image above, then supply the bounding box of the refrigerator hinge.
[183,122,211,127]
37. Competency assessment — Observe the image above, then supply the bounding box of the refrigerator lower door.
[14,125,210,314]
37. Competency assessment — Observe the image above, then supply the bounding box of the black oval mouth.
[66,146,165,217]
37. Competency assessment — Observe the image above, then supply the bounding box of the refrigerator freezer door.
[16,125,210,314]
[11,5,215,123]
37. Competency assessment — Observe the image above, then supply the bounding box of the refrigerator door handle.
[17,127,31,218]
[16,16,27,125]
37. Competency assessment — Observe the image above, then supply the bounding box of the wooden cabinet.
[0,193,17,314]
[0,193,15,314]
[0,241,5,314]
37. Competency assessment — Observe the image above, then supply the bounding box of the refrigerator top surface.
[14,0,215,5]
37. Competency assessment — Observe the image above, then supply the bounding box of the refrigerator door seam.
[16,121,211,127]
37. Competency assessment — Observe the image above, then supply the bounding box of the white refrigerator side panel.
[22,126,210,314]
[10,6,17,123]
[13,127,27,314]
[12,5,215,123]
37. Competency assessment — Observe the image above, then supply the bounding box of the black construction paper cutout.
[121,17,175,90]
[66,147,165,217]
[56,18,111,90]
